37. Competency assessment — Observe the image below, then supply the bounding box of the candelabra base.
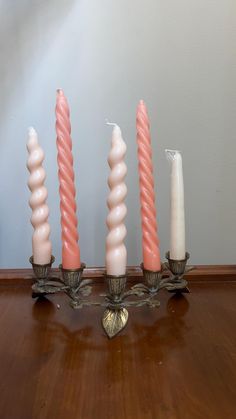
[131,252,191,308]
[30,252,193,339]
[30,257,92,305]
[102,273,160,338]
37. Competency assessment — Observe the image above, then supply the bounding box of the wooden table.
[0,277,236,419]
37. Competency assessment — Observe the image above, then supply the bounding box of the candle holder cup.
[30,255,61,297]
[60,264,85,288]
[141,265,162,292]
[30,255,55,282]
[164,251,191,293]
[59,263,93,308]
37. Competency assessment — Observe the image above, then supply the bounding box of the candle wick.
[105,119,117,127]
[165,149,181,163]
[165,149,181,154]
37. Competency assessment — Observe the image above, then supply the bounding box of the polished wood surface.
[0,279,236,418]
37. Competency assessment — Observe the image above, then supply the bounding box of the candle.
[166,149,185,260]
[136,100,161,271]
[55,89,81,269]
[106,124,127,276]
[27,127,52,264]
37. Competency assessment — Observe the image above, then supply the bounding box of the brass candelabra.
[30,252,192,338]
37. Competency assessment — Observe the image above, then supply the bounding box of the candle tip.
[57,88,63,95]
[165,149,181,162]
[28,127,37,136]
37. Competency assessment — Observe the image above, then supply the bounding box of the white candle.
[166,149,185,260]
[27,127,52,264]
[106,124,127,276]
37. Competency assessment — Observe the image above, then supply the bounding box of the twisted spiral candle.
[136,100,161,271]
[106,124,127,276]
[27,127,52,264]
[55,89,81,269]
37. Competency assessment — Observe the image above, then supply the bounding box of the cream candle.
[106,124,127,276]
[27,127,52,264]
[166,149,185,260]
[55,89,81,269]
[136,100,161,271]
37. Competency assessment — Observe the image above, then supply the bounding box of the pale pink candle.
[55,89,81,269]
[106,124,127,276]
[136,100,161,271]
[27,127,52,264]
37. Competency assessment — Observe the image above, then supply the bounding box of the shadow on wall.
[0,0,76,124]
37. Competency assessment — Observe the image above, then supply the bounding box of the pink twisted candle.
[106,124,127,276]
[136,100,161,271]
[27,127,52,264]
[55,89,81,269]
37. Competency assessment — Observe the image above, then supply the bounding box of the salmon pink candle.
[136,100,161,271]
[55,89,81,269]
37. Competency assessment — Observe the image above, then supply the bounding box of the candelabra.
[30,252,192,338]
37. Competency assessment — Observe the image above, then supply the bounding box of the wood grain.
[0,279,236,418]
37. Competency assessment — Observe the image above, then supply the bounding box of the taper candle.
[106,124,127,276]
[27,127,52,264]
[166,149,185,260]
[136,100,161,271]
[55,89,81,269]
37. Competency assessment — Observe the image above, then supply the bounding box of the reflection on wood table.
[0,276,236,419]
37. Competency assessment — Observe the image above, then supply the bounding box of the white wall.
[0,0,235,267]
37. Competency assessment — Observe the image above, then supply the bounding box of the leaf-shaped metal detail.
[70,300,83,309]
[147,299,161,308]
[102,308,128,338]
[32,283,63,294]
[79,279,93,287]
[79,286,92,297]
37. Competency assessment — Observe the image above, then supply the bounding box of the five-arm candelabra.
[30,252,192,338]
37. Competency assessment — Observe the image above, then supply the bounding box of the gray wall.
[0,0,235,268]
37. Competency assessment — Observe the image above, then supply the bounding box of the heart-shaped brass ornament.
[102,308,129,338]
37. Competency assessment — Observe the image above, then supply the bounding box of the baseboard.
[0,264,236,286]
